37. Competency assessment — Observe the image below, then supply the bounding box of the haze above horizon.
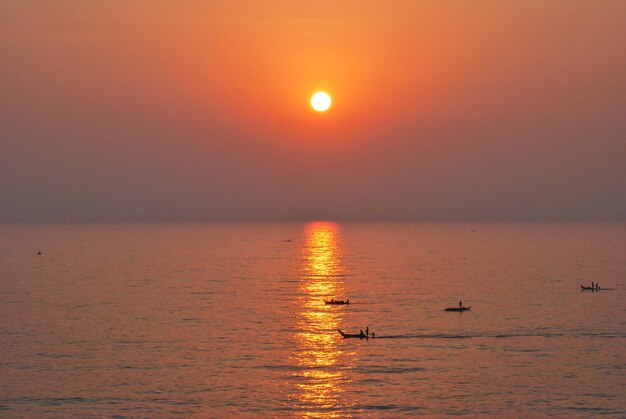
[1,1,625,222]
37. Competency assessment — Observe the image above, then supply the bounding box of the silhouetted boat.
[338,329,367,339]
[580,285,602,291]
[445,306,471,312]
[283,239,292,242]
[325,299,349,305]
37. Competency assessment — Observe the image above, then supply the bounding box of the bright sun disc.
[311,92,331,112]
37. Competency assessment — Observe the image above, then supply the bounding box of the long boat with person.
[337,329,369,339]
[446,300,471,312]
[580,284,614,291]
[580,281,609,291]
[325,298,349,305]
[445,306,471,312]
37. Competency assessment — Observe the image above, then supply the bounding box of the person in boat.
[591,281,594,289]
[459,300,462,309]
[359,329,365,338]
[371,332,375,338]
[366,326,369,337]
[596,283,600,290]
[331,298,335,303]
[346,298,349,305]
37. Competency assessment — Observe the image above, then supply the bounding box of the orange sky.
[1,1,625,221]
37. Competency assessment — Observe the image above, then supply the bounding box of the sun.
[311,92,331,112]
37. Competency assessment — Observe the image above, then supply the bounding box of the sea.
[1,222,625,417]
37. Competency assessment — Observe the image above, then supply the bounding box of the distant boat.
[338,329,367,339]
[445,306,471,312]
[580,285,613,291]
[325,299,349,305]
[580,285,603,291]
[36,251,42,255]
[283,239,292,243]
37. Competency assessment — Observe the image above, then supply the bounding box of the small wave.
[356,403,424,412]
[356,365,425,374]
[36,352,74,359]
[253,364,303,372]
[358,331,626,340]
[1,395,204,409]
[559,406,623,415]
[299,273,355,278]
[375,333,475,339]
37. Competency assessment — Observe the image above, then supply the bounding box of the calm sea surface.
[1,222,625,417]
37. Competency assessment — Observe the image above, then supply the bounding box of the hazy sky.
[1,1,625,222]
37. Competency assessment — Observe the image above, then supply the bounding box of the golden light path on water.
[290,222,356,416]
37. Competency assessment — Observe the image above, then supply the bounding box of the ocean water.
[1,222,625,417]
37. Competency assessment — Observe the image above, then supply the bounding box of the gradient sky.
[1,1,625,222]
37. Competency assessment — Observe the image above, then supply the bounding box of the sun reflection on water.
[290,222,354,416]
